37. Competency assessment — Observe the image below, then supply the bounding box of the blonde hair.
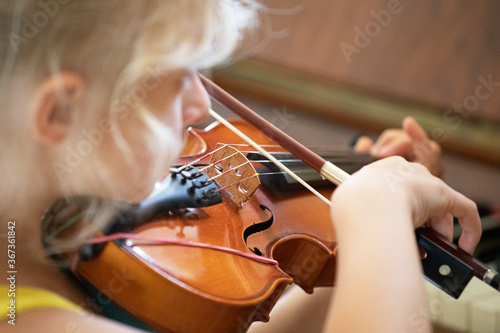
[0,0,259,251]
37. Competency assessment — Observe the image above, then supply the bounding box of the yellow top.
[1,284,83,320]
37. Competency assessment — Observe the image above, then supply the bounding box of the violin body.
[61,75,500,332]
[73,120,339,333]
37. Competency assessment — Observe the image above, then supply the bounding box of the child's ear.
[31,72,85,145]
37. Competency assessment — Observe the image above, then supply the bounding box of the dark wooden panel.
[245,0,500,121]
[214,0,500,164]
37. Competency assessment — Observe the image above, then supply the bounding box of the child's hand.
[354,117,442,177]
[331,156,481,254]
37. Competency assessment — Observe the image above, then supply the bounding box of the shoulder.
[1,307,144,333]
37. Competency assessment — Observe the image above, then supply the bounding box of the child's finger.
[402,116,428,143]
[448,191,482,254]
[353,136,374,152]
[370,130,412,158]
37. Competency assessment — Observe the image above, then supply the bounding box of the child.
[0,1,480,332]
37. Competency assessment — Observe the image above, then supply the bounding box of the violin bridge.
[205,143,261,207]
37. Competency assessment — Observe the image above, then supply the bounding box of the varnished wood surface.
[73,121,339,333]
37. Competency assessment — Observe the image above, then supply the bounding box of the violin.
[41,76,500,333]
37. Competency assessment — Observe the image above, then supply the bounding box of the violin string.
[186,136,277,185]
[183,149,366,190]
[238,149,359,154]
[185,142,369,177]
[208,166,322,180]
[228,143,359,153]
[191,145,370,168]
[249,159,306,164]
[257,171,300,176]
[224,144,282,148]
[209,109,332,206]
[247,158,371,163]
[183,132,366,191]
[188,149,260,185]
[196,151,242,174]
[209,161,251,182]
[183,143,231,168]
[183,144,285,170]
[202,159,320,185]
[214,173,260,193]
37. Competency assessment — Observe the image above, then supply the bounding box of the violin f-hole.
[243,204,274,256]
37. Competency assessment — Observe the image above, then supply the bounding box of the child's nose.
[182,75,210,127]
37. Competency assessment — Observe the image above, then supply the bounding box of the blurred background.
[205,1,500,332]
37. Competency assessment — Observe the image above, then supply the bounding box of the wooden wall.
[213,0,500,164]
